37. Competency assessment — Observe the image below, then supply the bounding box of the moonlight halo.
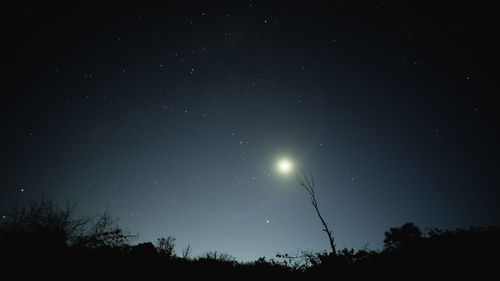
[277,159,293,174]
[3,1,499,265]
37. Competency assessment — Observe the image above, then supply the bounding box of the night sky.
[2,2,499,261]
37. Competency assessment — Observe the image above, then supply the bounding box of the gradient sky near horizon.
[1,1,499,261]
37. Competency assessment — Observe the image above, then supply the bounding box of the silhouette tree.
[383,222,422,251]
[132,242,158,257]
[0,196,88,250]
[0,196,134,250]
[157,235,176,258]
[73,210,135,249]
[200,250,235,263]
[5,195,499,280]
[182,244,192,259]
[296,169,336,256]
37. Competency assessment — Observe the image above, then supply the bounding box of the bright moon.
[277,159,293,174]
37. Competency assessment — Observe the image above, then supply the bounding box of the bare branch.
[182,244,192,259]
[296,171,336,256]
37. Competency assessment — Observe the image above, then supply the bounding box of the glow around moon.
[277,159,293,174]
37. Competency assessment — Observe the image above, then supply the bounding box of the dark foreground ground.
[1,199,498,280]
[3,225,498,280]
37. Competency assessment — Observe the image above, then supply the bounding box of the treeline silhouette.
[1,198,498,280]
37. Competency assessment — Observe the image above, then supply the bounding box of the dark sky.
[2,1,499,261]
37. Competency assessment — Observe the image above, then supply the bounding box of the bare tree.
[200,250,235,263]
[296,169,336,256]
[157,235,176,258]
[182,244,192,259]
[74,210,135,249]
[0,196,91,249]
[0,195,135,250]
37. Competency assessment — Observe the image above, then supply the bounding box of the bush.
[156,235,176,258]
[0,196,135,251]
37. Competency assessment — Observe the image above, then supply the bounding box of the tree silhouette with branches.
[296,169,336,256]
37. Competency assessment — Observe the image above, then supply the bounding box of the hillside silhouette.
[1,197,498,280]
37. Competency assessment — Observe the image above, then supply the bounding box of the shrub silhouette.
[1,197,82,251]
[156,235,176,258]
[0,196,135,252]
[131,242,157,257]
[0,197,134,281]
[383,222,422,250]
[1,197,499,281]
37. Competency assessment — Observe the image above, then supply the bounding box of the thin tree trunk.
[297,170,336,256]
